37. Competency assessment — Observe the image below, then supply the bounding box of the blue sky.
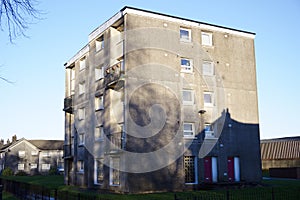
[0,0,299,141]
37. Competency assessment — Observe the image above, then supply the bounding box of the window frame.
[18,151,25,158]
[202,61,214,76]
[78,133,85,146]
[78,160,84,173]
[182,89,194,105]
[95,35,104,52]
[79,82,85,95]
[109,157,120,186]
[95,65,104,81]
[181,58,193,73]
[41,163,51,171]
[201,32,213,46]
[95,125,104,141]
[183,122,195,138]
[79,57,86,71]
[180,27,191,42]
[94,158,104,185]
[95,96,104,111]
[204,92,214,107]
[78,107,85,120]
[18,163,25,171]
[184,156,198,184]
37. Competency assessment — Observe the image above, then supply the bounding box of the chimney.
[12,135,17,143]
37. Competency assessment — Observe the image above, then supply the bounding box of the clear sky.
[0,0,299,142]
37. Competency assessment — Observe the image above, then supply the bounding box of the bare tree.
[0,0,42,42]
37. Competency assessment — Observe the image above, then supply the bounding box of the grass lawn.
[2,192,19,200]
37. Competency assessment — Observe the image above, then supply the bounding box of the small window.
[201,32,213,46]
[95,96,104,110]
[204,92,213,106]
[78,108,85,120]
[180,27,191,42]
[18,163,25,170]
[95,126,104,141]
[41,163,51,170]
[79,57,86,71]
[30,163,37,169]
[79,133,85,146]
[31,151,38,156]
[96,35,104,52]
[183,123,195,138]
[95,66,104,81]
[182,90,194,105]
[42,152,51,157]
[181,58,193,72]
[79,82,85,95]
[110,157,120,186]
[78,160,84,172]
[70,68,76,95]
[184,156,197,184]
[202,61,214,76]
[204,123,215,138]
[18,151,25,158]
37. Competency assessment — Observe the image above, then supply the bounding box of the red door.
[204,157,212,182]
[227,157,234,182]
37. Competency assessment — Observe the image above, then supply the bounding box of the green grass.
[2,192,19,200]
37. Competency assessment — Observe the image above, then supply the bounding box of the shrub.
[48,166,58,175]
[1,167,13,176]
[15,171,28,176]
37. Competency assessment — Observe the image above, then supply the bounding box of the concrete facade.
[63,6,261,193]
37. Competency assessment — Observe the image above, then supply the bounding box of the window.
[95,66,104,80]
[31,151,38,156]
[30,163,37,169]
[78,108,85,120]
[110,157,120,186]
[204,92,213,106]
[78,160,84,172]
[41,163,51,170]
[42,152,51,157]
[96,35,104,52]
[202,61,214,76]
[79,133,85,146]
[94,159,104,185]
[204,123,215,138]
[70,68,75,95]
[182,90,194,105]
[95,126,104,140]
[184,156,197,184]
[18,163,25,170]
[95,96,104,110]
[181,58,193,72]
[180,27,191,42]
[79,82,85,95]
[79,57,86,71]
[18,151,25,158]
[201,32,213,46]
[183,123,195,138]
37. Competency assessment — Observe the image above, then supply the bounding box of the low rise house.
[0,138,63,175]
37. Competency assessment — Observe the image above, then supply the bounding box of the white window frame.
[78,160,84,173]
[31,151,38,156]
[204,123,215,139]
[94,158,104,185]
[18,151,25,158]
[42,152,51,158]
[183,123,195,138]
[95,65,104,81]
[201,32,213,46]
[109,157,120,186]
[95,96,104,111]
[18,163,25,170]
[78,108,85,120]
[79,133,85,146]
[79,82,85,95]
[79,57,86,71]
[202,61,214,76]
[181,58,193,73]
[41,163,51,170]
[182,90,194,105]
[95,35,104,52]
[95,125,104,141]
[70,67,75,95]
[180,27,191,42]
[30,163,37,169]
[204,92,213,107]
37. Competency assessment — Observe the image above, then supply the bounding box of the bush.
[15,171,28,176]
[48,166,58,175]
[1,167,13,176]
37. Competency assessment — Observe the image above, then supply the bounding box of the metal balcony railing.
[63,95,74,114]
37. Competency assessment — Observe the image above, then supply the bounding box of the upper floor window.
[95,126,104,141]
[79,57,86,71]
[42,152,51,157]
[180,27,191,42]
[183,123,195,138]
[70,67,76,95]
[95,96,104,111]
[201,32,213,46]
[18,151,25,158]
[78,108,85,120]
[18,163,25,170]
[95,35,104,52]
[181,58,193,73]
[78,160,84,172]
[95,65,104,81]
[79,82,85,95]
[204,92,213,106]
[41,163,51,170]
[31,151,38,156]
[79,133,85,146]
[202,61,214,76]
[182,90,194,105]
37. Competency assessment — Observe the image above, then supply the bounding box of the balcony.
[63,144,73,159]
[104,62,124,89]
[63,95,74,114]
